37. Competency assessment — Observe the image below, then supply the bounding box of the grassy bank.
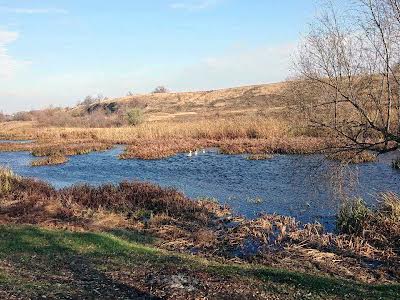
[0,225,398,299]
[0,168,399,299]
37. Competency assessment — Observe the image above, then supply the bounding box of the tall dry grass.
[23,117,293,143]
[337,193,400,257]
[0,168,15,194]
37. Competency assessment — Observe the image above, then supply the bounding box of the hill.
[74,82,288,122]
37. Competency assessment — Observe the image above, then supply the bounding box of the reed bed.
[119,138,216,160]
[0,141,112,156]
[0,118,341,161]
[336,194,400,257]
[30,142,112,157]
[119,137,329,160]
[246,154,274,160]
[327,151,377,164]
[218,136,329,155]
[0,169,398,283]
[0,117,293,143]
[0,168,15,194]
[0,141,113,166]
[31,155,69,167]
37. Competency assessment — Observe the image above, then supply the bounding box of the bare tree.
[296,0,400,154]
[152,86,168,94]
[79,94,107,107]
[0,112,8,122]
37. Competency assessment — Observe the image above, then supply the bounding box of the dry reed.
[31,155,69,166]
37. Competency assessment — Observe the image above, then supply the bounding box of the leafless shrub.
[296,0,400,154]
[0,112,9,122]
[12,111,35,121]
[79,94,108,107]
[153,86,169,94]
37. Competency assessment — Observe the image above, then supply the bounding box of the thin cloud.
[0,7,68,14]
[170,0,221,11]
[168,43,296,90]
[0,30,30,79]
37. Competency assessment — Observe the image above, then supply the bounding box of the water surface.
[0,146,399,230]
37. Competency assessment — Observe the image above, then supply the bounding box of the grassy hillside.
[74,82,288,122]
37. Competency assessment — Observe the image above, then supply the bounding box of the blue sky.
[0,0,318,113]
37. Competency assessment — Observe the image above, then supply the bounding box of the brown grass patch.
[0,117,291,142]
[247,154,274,160]
[31,155,68,166]
[218,137,329,155]
[0,141,113,165]
[327,151,377,164]
[119,139,215,160]
[119,137,331,160]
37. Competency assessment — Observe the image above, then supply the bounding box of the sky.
[0,0,319,113]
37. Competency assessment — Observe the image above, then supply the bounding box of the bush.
[0,168,15,194]
[337,198,370,235]
[79,94,107,107]
[126,108,144,126]
[0,112,8,122]
[153,86,168,94]
[336,193,400,255]
[379,192,400,222]
[12,111,34,121]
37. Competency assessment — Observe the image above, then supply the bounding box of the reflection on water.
[0,146,399,229]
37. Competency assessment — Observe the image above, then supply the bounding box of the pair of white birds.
[187,149,206,157]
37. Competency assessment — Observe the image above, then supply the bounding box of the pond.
[0,146,399,230]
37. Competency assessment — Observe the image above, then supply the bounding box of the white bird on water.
[187,150,193,157]
[194,149,198,156]
[202,149,206,154]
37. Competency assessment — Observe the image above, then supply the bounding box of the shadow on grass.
[0,225,161,299]
[107,228,157,245]
[209,264,400,299]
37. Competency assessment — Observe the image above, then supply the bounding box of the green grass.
[0,225,398,299]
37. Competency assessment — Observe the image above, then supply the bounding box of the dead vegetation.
[0,141,113,166]
[326,151,377,164]
[0,116,340,162]
[247,154,274,160]
[31,155,69,167]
